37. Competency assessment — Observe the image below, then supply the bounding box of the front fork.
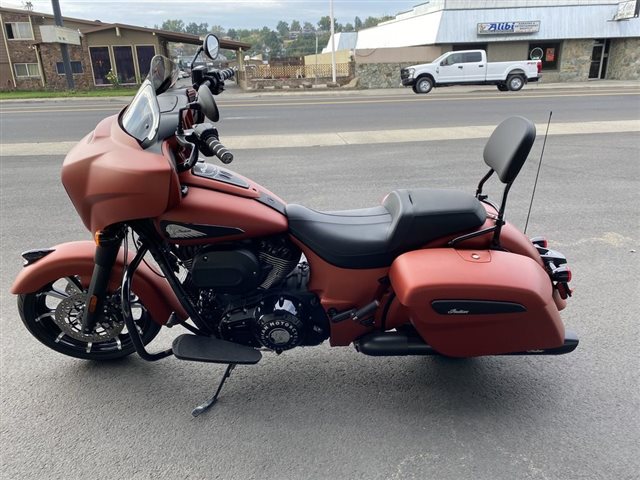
[80,227,123,334]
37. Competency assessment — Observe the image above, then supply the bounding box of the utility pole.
[329,0,336,83]
[51,0,74,89]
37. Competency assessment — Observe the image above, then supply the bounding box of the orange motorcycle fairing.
[10,241,187,325]
[62,115,181,233]
[389,248,565,357]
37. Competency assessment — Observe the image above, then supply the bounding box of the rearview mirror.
[203,34,220,60]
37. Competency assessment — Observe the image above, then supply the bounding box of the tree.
[185,22,209,35]
[362,16,379,29]
[344,23,354,32]
[227,28,238,40]
[302,21,315,34]
[210,25,226,37]
[290,20,301,32]
[318,16,330,32]
[161,19,185,32]
[354,16,362,31]
[276,20,289,37]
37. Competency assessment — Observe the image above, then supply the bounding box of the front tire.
[18,276,161,360]
[414,76,433,94]
[507,75,524,91]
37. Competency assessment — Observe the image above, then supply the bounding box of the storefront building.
[0,6,249,91]
[351,0,640,87]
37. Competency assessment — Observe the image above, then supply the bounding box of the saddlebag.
[388,248,565,357]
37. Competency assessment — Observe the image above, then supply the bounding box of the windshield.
[121,55,179,147]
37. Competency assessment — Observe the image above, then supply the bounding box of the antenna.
[524,111,552,234]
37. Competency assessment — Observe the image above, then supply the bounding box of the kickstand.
[192,364,236,417]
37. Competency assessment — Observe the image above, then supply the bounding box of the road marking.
[0,90,638,113]
[1,120,638,157]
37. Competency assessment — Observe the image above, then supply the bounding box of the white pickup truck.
[401,50,541,94]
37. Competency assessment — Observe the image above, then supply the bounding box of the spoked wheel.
[18,276,161,360]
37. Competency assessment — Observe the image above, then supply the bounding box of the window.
[443,53,464,66]
[463,52,483,63]
[136,45,155,79]
[528,42,561,70]
[14,63,40,77]
[113,46,136,84]
[89,46,112,85]
[5,22,33,40]
[55,61,84,75]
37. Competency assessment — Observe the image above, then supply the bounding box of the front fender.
[10,241,187,324]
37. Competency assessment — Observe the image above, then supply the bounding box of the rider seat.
[287,188,486,269]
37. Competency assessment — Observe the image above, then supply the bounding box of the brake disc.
[54,292,124,342]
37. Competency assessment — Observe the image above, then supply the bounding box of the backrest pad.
[483,116,536,184]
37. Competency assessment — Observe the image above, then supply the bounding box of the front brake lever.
[175,132,198,172]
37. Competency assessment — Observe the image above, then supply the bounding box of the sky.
[2,1,420,30]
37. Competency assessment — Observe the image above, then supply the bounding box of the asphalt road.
[1,86,639,142]
[1,87,639,480]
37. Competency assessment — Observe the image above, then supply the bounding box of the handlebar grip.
[218,68,235,81]
[206,136,234,164]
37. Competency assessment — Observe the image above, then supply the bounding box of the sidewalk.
[221,79,640,100]
[1,79,638,103]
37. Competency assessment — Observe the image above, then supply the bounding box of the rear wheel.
[507,75,524,91]
[414,76,433,94]
[18,275,161,360]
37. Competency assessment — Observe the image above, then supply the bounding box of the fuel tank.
[158,164,288,244]
[62,115,180,233]
[389,248,565,357]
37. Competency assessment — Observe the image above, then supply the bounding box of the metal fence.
[245,63,353,79]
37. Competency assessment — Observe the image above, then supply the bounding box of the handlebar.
[217,68,235,81]
[193,123,233,164]
[205,136,234,164]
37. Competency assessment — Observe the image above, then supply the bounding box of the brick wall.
[39,41,94,90]
[2,10,41,90]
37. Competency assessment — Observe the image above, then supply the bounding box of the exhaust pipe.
[354,330,579,357]
[354,331,438,356]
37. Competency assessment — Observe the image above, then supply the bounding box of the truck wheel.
[414,77,433,94]
[497,84,508,91]
[507,75,524,91]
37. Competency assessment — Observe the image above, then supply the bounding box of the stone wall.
[607,38,640,80]
[542,39,592,82]
[355,62,415,89]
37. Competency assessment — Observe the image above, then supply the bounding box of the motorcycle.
[11,35,578,416]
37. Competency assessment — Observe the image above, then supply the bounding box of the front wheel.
[18,275,161,360]
[507,75,524,91]
[413,76,433,94]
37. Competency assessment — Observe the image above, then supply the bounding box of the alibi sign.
[39,25,81,45]
[477,21,541,35]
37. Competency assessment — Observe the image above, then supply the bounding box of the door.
[462,51,485,82]
[437,52,465,82]
[589,39,610,79]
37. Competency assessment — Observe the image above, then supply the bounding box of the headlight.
[407,68,415,77]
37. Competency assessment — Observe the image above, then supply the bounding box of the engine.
[174,235,329,352]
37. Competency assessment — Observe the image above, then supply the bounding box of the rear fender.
[10,241,187,325]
